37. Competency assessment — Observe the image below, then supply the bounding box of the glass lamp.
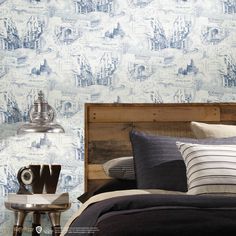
[17,91,64,134]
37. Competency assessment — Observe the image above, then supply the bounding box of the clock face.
[19,168,34,185]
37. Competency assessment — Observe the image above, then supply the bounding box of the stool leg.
[48,212,61,236]
[13,211,27,236]
[32,212,41,236]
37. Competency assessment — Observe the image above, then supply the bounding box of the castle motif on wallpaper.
[31,59,52,76]
[149,16,192,51]
[105,23,125,39]
[31,134,52,149]
[178,59,198,76]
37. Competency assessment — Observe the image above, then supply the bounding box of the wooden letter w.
[30,165,61,194]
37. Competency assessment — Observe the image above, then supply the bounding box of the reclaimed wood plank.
[88,141,132,164]
[88,164,110,180]
[88,106,220,123]
[88,122,195,141]
[220,106,236,121]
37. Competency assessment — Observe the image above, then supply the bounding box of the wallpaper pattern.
[1,0,236,234]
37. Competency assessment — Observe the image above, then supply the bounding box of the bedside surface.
[5,193,71,236]
[6,193,69,204]
[5,193,70,211]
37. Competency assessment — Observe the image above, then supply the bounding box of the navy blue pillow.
[130,131,236,192]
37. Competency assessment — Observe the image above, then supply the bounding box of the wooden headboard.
[85,103,236,191]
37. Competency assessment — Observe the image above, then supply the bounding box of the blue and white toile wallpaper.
[1,0,236,234]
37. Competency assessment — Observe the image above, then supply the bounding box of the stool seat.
[5,193,71,236]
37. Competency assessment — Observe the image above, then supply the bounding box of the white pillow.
[177,142,236,195]
[191,121,236,139]
[103,156,135,180]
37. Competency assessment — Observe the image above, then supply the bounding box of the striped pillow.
[177,142,236,195]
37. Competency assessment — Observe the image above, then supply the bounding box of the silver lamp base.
[17,91,65,134]
[17,122,65,134]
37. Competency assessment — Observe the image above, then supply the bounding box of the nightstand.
[5,193,71,236]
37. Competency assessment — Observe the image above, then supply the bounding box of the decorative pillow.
[103,156,135,180]
[77,179,137,203]
[177,142,236,195]
[191,121,236,139]
[130,131,236,192]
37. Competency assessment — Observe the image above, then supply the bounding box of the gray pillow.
[103,157,135,180]
[130,131,236,192]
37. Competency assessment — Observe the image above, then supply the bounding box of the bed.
[62,103,236,236]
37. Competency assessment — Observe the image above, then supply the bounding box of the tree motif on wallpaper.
[0,91,22,124]
[0,65,8,79]
[0,0,6,5]
[222,0,236,14]
[0,17,45,51]
[150,91,163,103]
[0,164,18,197]
[173,89,193,103]
[220,55,236,87]
[0,90,40,125]
[74,53,119,87]
[149,16,192,51]
[0,18,21,50]
[149,18,168,50]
